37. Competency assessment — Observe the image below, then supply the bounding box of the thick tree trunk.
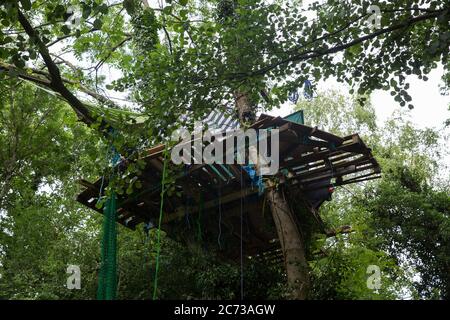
[234,91,310,299]
[267,187,310,299]
[234,91,257,125]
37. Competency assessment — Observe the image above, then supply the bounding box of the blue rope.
[242,165,265,195]
[304,80,313,100]
[288,89,299,104]
[288,80,314,103]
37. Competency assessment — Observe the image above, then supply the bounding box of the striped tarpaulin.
[204,108,240,132]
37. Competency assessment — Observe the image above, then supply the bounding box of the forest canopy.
[0,0,449,300]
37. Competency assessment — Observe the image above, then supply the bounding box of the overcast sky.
[267,66,449,131]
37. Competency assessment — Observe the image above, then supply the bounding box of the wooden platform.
[77,114,381,261]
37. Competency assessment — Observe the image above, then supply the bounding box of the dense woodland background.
[0,0,449,299]
[0,86,448,299]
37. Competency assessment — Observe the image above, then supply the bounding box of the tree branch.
[17,9,96,125]
[0,61,117,108]
[326,225,354,238]
[94,35,132,71]
[230,8,449,80]
[46,27,100,48]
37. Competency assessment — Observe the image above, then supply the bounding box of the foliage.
[298,90,450,299]
[0,0,449,300]
[1,1,449,131]
[0,82,103,299]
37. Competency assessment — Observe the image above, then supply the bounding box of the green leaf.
[13,58,25,69]
[61,25,71,35]
[82,6,92,19]
[20,0,32,11]
[93,19,103,30]
[99,4,109,15]
[123,0,136,15]
[126,185,133,195]
[163,5,173,15]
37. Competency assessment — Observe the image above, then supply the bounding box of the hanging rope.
[196,192,204,242]
[240,166,244,300]
[217,183,222,249]
[184,165,191,229]
[97,131,120,300]
[303,80,314,100]
[152,154,168,300]
[184,196,191,229]
[261,193,267,219]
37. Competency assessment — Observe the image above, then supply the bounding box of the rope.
[196,192,204,242]
[97,195,117,301]
[97,132,120,300]
[217,183,223,249]
[261,193,267,219]
[152,155,168,300]
[98,175,106,202]
[240,166,244,300]
[184,197,191,229]
[184,165,191,229]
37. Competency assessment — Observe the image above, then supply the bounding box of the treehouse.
[77,111,380,264]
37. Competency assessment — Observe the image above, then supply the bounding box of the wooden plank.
[77,179,98,191]
[280,137,364,169]
[146,144,165,156]
[289,152,355,173]
[293,156,371,180]
[162,187,258,224]
[275,119,344,145]
[295,162,378,185]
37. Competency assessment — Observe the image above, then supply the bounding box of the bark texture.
[267,187,310,299]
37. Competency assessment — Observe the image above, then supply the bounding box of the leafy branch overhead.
[0,0,449,302]
[0,0,448,132]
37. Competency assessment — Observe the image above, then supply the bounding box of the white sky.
[267,66,450,131]
[266,0,450,131]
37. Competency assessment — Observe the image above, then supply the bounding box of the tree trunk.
[234,91,310,299]
[267,187,310,299]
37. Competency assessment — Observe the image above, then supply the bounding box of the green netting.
[97,192,118,300]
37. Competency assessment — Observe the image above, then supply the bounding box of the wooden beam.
[162,187,258,223]
[280,136,364,169]
[294,156,372,180]
[77,179,98,191]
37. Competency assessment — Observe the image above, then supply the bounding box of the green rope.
[97,131,119,300]
[97,192,118,300]
[152,155,168,300]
